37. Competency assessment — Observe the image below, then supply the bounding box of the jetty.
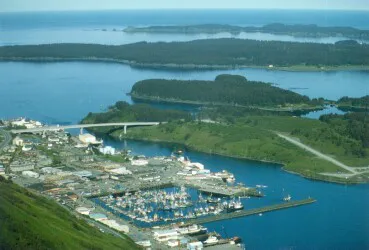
[182,198,316,225]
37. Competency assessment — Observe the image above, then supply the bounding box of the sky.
[1,0,369,12]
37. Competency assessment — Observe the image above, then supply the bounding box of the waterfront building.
[187,241,203,250]
[89,213,108,221]
[22,170,39,178]
[99,146,115,155]
[12,137,24,146]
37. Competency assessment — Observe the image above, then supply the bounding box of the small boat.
[207,196,221,204]
[204,235,219,245]
[283,194,291,202]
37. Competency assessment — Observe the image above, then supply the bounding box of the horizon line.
[1,8,369,14]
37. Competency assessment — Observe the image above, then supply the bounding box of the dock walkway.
[183,198,316,225]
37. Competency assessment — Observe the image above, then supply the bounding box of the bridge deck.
[10,122,161,134]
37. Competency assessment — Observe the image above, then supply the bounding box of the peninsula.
[82,101,369,184]
[1,39,369,71]
[123,23,369,41]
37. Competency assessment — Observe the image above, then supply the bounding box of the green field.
[0,177,138,250]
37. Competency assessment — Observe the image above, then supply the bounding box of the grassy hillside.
[110,120,369,184]
[0,177,138,250]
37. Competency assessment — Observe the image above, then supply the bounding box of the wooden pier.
[183,198,316,225]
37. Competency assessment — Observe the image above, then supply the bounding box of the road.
[277,133,358,174]
[0,129,12,151]
[10,122,161,134]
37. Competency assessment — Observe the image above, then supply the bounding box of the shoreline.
[105,132,365,185]
[1,57,369,72]
[130,94,324,113]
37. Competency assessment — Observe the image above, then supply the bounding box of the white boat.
[283,194,291,202]
[204,235,219,244]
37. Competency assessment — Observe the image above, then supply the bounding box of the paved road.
[0,129,11,151]
[277,133,357,174]
[10,122,161,134]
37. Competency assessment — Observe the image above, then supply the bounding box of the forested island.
[0,176,138,249]
[124,23,369,41]
[130,74,324,111]
[1,39,369,70]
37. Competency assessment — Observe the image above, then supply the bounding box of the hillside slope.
[0,177,138,250]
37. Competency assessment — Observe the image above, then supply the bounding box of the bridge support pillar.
[124,125,127,135]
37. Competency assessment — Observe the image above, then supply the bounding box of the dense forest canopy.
[337,95,369,108]
[1,39,369,67]
[124,23,369,40]
[82,101,192,124]
[319,112,369,152]
[131,74,319,107]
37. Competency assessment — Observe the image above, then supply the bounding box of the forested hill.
[124,23,369,40]
[1,39,369,68]
[130,74,322,108]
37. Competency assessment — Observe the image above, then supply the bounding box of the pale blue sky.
[1,0,368,12]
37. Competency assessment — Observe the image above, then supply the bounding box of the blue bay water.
[1,10,369,45]
[1,62,368,124]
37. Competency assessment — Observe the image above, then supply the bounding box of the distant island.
[130,74,324,112]
[1,39,369,71]
[123,23,369,41]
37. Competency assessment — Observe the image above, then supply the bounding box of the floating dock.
[183,198,316,225]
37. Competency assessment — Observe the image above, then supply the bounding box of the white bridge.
[10,122,161,134]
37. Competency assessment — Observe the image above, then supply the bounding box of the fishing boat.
[206,194,221,204]
[226,197,244,213]
[187,224,208,236]
[204,235,219,245]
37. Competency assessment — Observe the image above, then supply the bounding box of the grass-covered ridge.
[1,39,369,70]
[0,176,138,250]
[130,74,323,110]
